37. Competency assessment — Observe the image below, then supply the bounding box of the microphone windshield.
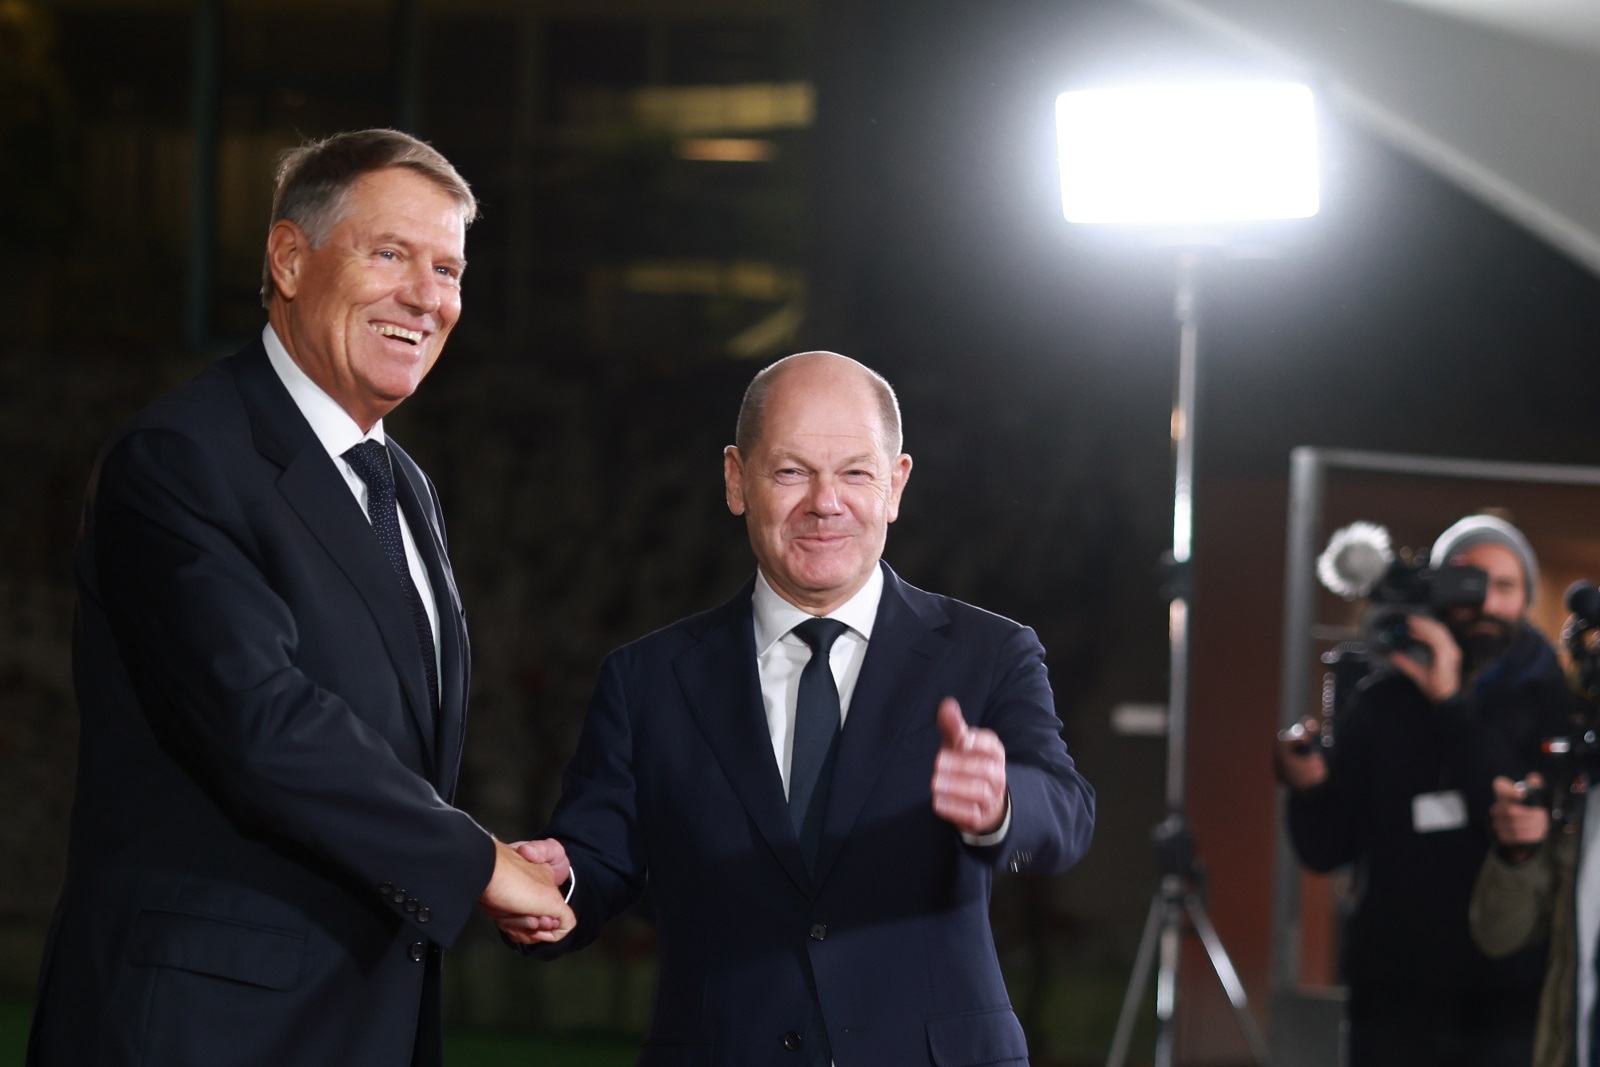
[1316,522,1394,600]
[1566,580,1600,621]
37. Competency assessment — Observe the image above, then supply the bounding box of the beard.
[1449,613,1519,675]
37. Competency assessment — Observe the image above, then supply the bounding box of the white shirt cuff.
[960,794,1012,847]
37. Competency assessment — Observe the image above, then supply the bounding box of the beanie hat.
[1429,515,1538,605]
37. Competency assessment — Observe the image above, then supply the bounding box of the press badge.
[1412,790,1468,833]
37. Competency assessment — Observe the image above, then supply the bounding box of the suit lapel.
[231,344,440,777]
[673,586,813,895]
[391,445,469,797]
[812,566,947,887]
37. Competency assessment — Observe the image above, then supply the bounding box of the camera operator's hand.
[1274,718,1328,791]
[1489,774,1550,848]
[1386,614,1463,704]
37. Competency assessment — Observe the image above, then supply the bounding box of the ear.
[265,219,308,301]
[723,446,747,516]
[885,453,912,524]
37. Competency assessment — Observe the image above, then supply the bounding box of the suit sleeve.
[974,625,1096,875]
[1284,700,1374,873]
[90,427,494,945]
[519,650,648,957]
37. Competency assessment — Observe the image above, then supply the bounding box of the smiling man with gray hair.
[28,129,571,1067]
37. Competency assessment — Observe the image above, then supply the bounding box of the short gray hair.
[260,128,477,307]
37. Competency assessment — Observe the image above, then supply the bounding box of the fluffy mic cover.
[1316,521,1394,600]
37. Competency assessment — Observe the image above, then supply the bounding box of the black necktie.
[789,618,849,874]
[342,441,439,723]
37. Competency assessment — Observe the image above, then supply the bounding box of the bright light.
[1057,83,1320,225]
[676,138,777,163]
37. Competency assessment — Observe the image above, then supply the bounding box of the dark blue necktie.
[343,441,439,724]
[789,618,849,875]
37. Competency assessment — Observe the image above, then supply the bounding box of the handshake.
[477,837,575,945]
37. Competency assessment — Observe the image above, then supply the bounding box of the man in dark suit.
[506,351,1095,1066]
[28,129,572,1067]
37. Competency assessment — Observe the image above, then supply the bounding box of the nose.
[399,263,444,315]
[807,476,843,515]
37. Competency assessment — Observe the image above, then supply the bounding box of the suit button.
[390,888,407,904]
[407,941,425,963]
[809,924,827,941]
[781,1031,803,1051]
[404,899,419,913]
[378,882,395,896]
[416,907,432,924]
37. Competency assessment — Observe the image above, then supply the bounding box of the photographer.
[1469,639,1600,1067]
[1277,515,1570,1067]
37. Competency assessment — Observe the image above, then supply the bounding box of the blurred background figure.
[1471,577,1600,1067]
[1276,516,1571,1067]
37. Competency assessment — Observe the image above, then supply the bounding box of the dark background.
[5,0,1600,1062]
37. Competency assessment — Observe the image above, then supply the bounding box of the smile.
[371,323,423,345]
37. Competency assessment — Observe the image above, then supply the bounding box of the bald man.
[504,352,1095,1066]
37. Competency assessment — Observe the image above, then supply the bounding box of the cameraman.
[1276,515,1570,1067]
[1469,709,1597,1067]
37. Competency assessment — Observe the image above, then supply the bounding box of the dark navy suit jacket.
[29,338,494,1067]
[539,564,1095,1066]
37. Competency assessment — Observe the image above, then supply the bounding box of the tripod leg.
[1106,888,1164,1067]
[1185,893,1270,1065]
[1154,876,1182,1067]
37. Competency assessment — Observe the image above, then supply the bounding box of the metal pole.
[1109,252,1263,1067]
[1269,446,1325,997]
[1166,252,1198,809]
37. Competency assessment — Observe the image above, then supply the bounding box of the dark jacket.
[29,339,493,1067]
[1286,625,1570,995]
[532,565,1096,1067]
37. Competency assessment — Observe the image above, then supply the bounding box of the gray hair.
[260,128,477,307]
[734,352,903,456]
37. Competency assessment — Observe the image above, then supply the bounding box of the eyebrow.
[768,450,878,468]
[373,231,467,271]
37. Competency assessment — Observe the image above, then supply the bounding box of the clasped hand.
[930,697,1009,836]
[478,838,575,945]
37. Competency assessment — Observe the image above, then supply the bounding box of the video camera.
[1315,521,1488,661]
[1547,580,1600,767]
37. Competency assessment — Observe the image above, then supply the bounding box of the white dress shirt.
[752,567,882,797]
[261,325,441,694]
[750,566,1009,844]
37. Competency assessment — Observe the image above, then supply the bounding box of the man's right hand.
[1488,774,1550,848]
[1386,614,1463,704]
[479,839,576,945]
[510,838,571,887]
[1274,717,1328,791]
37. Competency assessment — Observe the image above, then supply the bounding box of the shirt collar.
[752,564,884,656]
[262,324,384,460]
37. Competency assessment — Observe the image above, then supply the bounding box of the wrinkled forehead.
[763,374,894,454]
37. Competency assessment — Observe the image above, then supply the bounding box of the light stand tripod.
[1105,253,1269,1067]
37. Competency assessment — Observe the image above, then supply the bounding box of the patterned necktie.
[342,440,439,723]
[789,617,849,875]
